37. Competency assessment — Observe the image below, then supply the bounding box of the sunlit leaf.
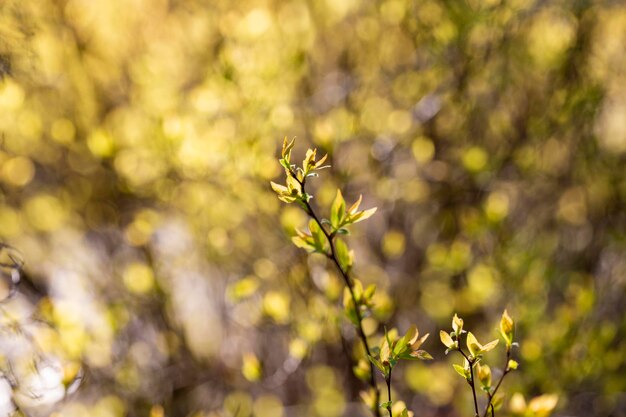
[477,363,491,389]
[453,364,468,379]
[330,189,346,229]
[347,195,362,214]
[409,350,433,360]
[350,207,377,224]
[281,136,296,160]
[440,330,455,349]
[335,237,352,271]
[452,313,464,335]
[500,309,515,346]
[466,332,481,357]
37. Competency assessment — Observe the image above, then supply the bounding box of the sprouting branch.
[458,349,479,417]
[481,347,512,417]
[292,172,381,417]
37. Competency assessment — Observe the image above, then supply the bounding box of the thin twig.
[481,348,511,417]
[458,350,479,417]
[385,371,393,417]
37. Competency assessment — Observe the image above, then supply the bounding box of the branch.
[385,371,393,417]
[481,348,512,417]
[458,349,479,417]
[293,172,381,417]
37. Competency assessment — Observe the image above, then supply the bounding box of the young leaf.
[348,194,362,214]
[481,339,499,353]
[302,148,317,174]
[453,364,468,379]
[477,363,492,389]
[392,403,413,417]
[452,313,464,335]
[270,181,289,194]
[330,189,346,229]
[352,278,364,303]
[467,332,499,357]
[343,287,359,325]
[409,350,433,360]
[393,335,409,357]
[291,236,315,252]
[313,153,328,170]
[309,219,326,251]
[394,325,417,356]
[286,175,302,195]
[410,333,429,351]
[440,330,456,349]
[363,283,376,302]
[466,332,481,357]
[379,401,392,409]
[367,355,385,374]
[500,309,515,347]
[334,238,353,271]
[379,336,391,365]
[281,136,296,160]
[350,207,377,224]
[405,325,419,346]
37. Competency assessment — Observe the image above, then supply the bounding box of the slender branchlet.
[271,138,431,417]
[440,311,518,417]
[385,370,393,417]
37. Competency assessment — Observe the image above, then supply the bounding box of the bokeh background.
[0,0,625,416]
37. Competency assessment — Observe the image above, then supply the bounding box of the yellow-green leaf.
[409,350,433,360]
[270,181,289,195]
[335,237,353,271]
[363,283,376,302]
[405,325,419,346]
[452,313,464,334]
[481,339,499,353]
[477,363,492,388]
[380,337,391,364]
[440,330,455,348]
[309,219,325,251]
[348,195,362,214]
[466,332,481,357]
[302,148,317,173]
[281,136,296,160]
[313,153,328,169]
[286,175,301,194]
[291,236,315,252]
[411,333,429,351]
[500,309,514,346]
[330,189,346,228]
[352,278,364,302]
[453,364,467,379]
[350,207,377,224]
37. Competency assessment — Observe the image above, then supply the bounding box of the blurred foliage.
[0,0,625,416]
